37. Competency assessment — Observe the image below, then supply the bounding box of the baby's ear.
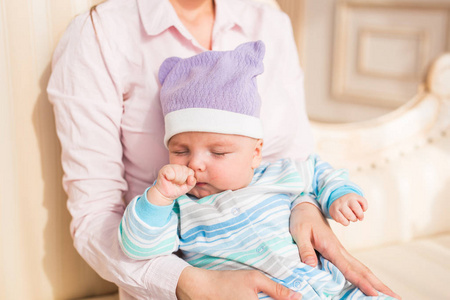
[251,139,264,169]
[158,57,182,85]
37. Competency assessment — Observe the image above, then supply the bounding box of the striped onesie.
[119,155,393,299]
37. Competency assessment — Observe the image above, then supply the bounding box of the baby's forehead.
[168,132,254,147]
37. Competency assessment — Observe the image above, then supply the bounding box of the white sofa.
[313,53,450,300]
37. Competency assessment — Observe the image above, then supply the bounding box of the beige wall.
[0,0,117,299]
[279,0,450,123]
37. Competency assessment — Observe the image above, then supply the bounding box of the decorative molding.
[341,0,450,10]
[332,0,450,108]
[357,27,428,81]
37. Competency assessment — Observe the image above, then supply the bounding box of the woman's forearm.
[70,194,189,299]
[176,267,301,300]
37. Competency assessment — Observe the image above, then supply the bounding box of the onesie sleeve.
[297,155,363,218]
[291,194,320,211]
[119,188,180,260]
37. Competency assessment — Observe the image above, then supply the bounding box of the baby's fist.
[155,164,196,200]
[329,193,368,226]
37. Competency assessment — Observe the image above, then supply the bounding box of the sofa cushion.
[353,233,450,299]
[84,234,450,299]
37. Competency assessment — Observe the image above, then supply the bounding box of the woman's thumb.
[296,232,318,267]
[257,275,302,300]
[298,240,317,267]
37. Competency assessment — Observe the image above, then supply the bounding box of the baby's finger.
[358,197,369,212]
[172,165,191,184]
[340,206,357,223]
[186,174,197,187]
[349,201,365,221]
[161,165,175,181]
[334,210,350,226]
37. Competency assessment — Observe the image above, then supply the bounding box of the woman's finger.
[355,262,401,299]
[290,205,319,267]
[177,267,302,300]
[334,249,401,299]
[253,271,302,300]
[290,203,400,299]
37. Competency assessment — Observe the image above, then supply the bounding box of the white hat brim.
[164,108,263,147]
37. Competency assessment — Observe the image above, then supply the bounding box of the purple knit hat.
[159,41,265,146]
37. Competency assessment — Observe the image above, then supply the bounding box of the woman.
[47,0,398,299]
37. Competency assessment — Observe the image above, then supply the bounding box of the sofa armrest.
[311,53,450,250]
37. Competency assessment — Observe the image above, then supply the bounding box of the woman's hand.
[176,266,302,300]
[290,203,401,299]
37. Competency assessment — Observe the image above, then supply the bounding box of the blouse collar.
[136,0,251,39]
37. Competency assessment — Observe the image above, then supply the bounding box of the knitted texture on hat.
[159,41,265,118]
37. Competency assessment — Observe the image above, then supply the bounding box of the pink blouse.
[47,0,313,298]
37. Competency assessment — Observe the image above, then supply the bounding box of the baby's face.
[168,132,263,198]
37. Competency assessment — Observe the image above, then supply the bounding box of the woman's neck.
[169,0,214,14]
[169,0,215,50]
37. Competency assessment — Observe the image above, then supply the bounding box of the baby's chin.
[188,186,224,199]
[188,190,213,199]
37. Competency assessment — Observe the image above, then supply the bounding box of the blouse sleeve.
[277,12,314,162]
[303,154,364,218]
[47,13,188,299]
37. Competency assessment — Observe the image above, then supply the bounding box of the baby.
[119,41,392,299]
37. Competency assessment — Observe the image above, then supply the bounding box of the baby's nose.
[188,154,206,171]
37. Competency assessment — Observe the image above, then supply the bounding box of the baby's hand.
[149,164,196,205]
[329,193,368,226]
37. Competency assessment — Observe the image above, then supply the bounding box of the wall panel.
[281,0,450,122]
[333,2,449,108]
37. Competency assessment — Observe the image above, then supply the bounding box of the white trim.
[164,108,263,146]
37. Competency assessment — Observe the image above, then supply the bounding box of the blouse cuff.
[145,255,191,299]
